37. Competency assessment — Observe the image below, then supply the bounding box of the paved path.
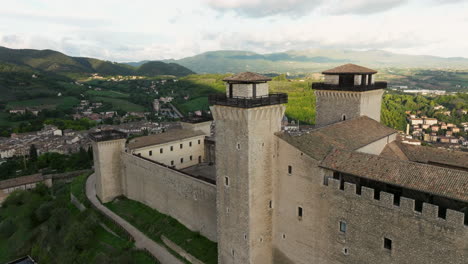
[86,173,183,264]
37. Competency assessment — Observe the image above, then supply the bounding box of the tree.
[29,144,38,162]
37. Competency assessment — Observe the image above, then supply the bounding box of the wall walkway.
[86,173,183,264]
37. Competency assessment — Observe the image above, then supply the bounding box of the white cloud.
[204,0,410,17]
[0,0,468,61]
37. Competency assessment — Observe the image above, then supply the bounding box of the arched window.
[342,114,347,121]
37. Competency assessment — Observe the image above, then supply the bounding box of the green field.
[266,79,316,124]
[0,112,19,126]
[106,198,217,264]
[92,97,145,112]
[85,90,130,98]
[175,97,209,114]
[6,96,79,110]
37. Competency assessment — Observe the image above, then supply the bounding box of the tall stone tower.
[313,64,387,127]
[89,130,127,203]
[210,72,287,264]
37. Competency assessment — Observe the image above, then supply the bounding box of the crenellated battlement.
[326,178,467,227]
[315,90,362,99]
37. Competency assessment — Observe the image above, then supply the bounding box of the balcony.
[312,81,387,91]
[208,93,288,108]
[89,130,127,142]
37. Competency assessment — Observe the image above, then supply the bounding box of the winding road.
[86,173,183,264]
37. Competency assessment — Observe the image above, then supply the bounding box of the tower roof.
[223,72,272,82]
[322,64,377,74]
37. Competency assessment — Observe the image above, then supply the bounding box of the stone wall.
[92,138,126,203]
[226,83,269,98]
[131,135,206,169]
[357,133,397,155]
[315,90,361,126]
[212,104,285,264]
[181,121,212,136]
[272,138,468,264]
[121,152,217,241]
[359,89,384,123]
[315,89,384,127]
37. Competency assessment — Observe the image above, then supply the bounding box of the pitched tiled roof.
[0,174,44,190]
[322,64,377,74]
[320,149,468,203]
[381,141,468,170]
[277,116,396,160]
[223,72,272,82]
[128,129,205,150]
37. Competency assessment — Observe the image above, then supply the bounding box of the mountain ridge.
[153,49,468,74]
[0,46,195,77]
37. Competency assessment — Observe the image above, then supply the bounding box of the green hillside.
[136,61,194,76]
[163,49,468,74]
[0,46,194,77]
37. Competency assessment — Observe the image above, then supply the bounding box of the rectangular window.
[269,200,273,209]
[149,150,152,156]
[298,206,303,219]
[198,156,202,163]
[180,158,184,163]
[384,238,392,250]
[198,139,201,144]
[414,200,423,212]
[171,160,174,166]
[190,155,193,161]
[160,148,163,154]
[189,141,192,147]
[339,221,347,233]
[180,143,183,149]
[288,165,292,174]
[224,176,229,186]
[170,146,173,151]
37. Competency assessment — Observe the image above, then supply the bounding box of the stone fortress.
[90,64,468,264]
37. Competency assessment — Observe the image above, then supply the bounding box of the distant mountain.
[163,49,468,74]
[136,61,194,76]
[0,46,194,77]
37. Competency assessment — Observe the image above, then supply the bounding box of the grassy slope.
[6,96,79,109]
[106,198,218,264]
[0,179,158,264]
[85,90,130,98]
[92,97,145,112]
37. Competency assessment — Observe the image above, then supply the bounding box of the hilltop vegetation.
[0,181,158,264]
[0,46,194,77]
[381,92,468,131]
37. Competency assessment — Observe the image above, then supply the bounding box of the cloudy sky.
[1,0,467,61]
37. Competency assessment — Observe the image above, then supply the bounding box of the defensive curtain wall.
[121,152,217,242]
[272,138,467,264]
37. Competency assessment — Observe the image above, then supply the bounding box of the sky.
[1,0,468,62]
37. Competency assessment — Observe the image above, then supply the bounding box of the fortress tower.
[209,72,287,264]
[89,130,127,203]
[313,64,387,127]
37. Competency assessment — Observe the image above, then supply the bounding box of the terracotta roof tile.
[0,174,44,190]
[381,141,468,170]
[320,149,468,203]
[322,64,377,74]
[277,116,396,160]
[223,72,272,82]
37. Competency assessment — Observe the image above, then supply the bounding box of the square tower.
[209,72,287,264]
[89,130,127,203]
[313,64,387,127]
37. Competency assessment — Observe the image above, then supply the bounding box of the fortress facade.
[90,64,468,264]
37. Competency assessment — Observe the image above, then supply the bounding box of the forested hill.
[0,46,194,77]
